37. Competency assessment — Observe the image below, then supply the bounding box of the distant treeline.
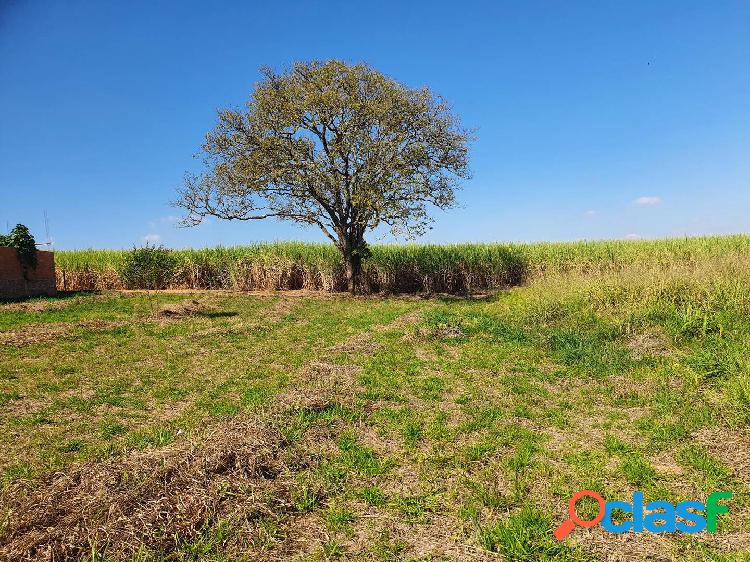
[55,236,750,294]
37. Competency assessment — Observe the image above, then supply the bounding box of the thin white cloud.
[143,233,161,243]
[624,233,641,240]
[160,215,179,224]
[633,196,661,206]
[583,210,597,217]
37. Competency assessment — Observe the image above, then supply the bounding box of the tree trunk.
[344,251,362,295]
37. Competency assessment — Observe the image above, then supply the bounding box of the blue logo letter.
[601,500,633,533]
[644,501,676,533]
[676,500,707,534]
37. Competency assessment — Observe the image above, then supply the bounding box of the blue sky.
[1,1,748,249]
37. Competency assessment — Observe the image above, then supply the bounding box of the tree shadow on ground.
[195,310,239,319]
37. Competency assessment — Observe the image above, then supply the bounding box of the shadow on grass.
[195,310,239,318]
[0,290,100,304]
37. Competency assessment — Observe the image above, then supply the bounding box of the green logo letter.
[706,491,732,532]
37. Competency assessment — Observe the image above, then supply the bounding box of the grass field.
[2,246,750,560]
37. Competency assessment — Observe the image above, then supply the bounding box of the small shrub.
[119,245,177,289]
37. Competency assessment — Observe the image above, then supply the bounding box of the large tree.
[176,60,470,294]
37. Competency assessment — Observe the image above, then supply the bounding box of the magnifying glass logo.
[554,490,606,540]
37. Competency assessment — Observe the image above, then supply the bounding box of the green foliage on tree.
[119,245,178,289]
[2,224,38,277]
[176,60,471,294]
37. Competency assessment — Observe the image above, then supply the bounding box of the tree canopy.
[176,60,470,293]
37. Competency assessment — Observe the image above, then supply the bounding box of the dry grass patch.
[279,361,364,412]
[576,527,677,561]
[328,333,384,355]
[1,320,128,347]
[76,319,128,330]
[155,298,210,319]
[694,427,750,487]
[0,416,301,561]
[0,296,97,313]
[627,329,673,359]
[0,323,72,347]
[0,397,52,417]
